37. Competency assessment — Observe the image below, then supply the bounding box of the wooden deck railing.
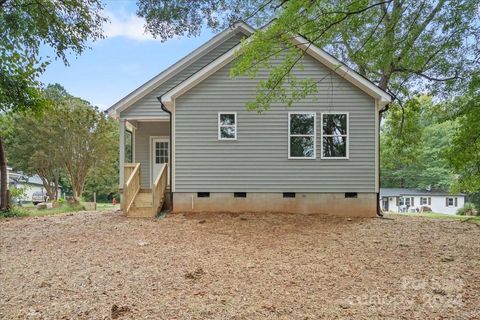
[123,163,140,214]
[124,163,137,184]
[152,163,168,215]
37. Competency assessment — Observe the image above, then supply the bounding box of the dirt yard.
[1,211,479,319]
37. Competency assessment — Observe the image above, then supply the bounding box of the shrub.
[0,206,29,218]
[456,203,478,216]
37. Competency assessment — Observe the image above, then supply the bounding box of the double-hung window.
[447,197,454,207]
[288,112,316,159]
[218,112,237,140]
[321,113,349,159]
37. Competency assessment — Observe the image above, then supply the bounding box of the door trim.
[149,136,169,188]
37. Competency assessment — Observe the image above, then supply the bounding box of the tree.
[381,96,457,190]
[445,76,480,194]
[0,0,106,210]
[7,109,64,200]
[50,93,118,202]
[138,0,479,112]
[7,85,118,202]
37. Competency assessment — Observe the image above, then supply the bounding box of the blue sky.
[39,0,214,111]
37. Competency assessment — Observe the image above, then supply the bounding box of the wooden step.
[133,192,152,207]
[127,207,156,218]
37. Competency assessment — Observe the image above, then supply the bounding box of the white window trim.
[288,112,316,160]
[447,197,455,207]
[420,197,428,205]
[320,112,349,160]
[218,112,237,141]
[399,197,411,207]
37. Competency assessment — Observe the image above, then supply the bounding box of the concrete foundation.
[172,192,377,217]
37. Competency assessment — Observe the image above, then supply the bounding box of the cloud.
[103,10,159,41]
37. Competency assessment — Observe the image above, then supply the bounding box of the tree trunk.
[0,136,10,211]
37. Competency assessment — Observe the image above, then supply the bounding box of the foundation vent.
[345,192,358,198]
[283,192,296,198]
[234,192,247,198]
[197,192,210,198]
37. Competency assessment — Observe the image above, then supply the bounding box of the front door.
[152,137,169,185]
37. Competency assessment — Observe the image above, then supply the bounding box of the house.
[107,22,392,218]
[8,167,62,203]
[380,188,465,215]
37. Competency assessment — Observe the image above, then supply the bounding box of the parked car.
[32,191,48,205]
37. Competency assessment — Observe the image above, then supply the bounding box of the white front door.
[152,137,169,185]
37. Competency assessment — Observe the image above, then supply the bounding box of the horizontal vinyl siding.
[135,122,170,187]
[120,33,245,119]
[174,54,376,192]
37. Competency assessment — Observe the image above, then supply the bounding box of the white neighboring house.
[380,188,465,215]
[8,167,62,203]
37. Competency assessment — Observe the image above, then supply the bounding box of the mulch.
[1,211,479,319]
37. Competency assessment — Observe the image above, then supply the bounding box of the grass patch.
[386,212,480,224]
[0,202,115,219]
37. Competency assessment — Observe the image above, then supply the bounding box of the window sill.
[320,156,349,160]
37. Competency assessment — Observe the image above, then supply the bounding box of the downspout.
[377,103,390,217]
[157,95,173,212]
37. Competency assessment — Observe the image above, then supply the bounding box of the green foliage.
[9,185,27,201]
[136,0,265,40]
[0,206,29,218]
[136,0,480,111]
[456,203,478,216]
[445,77,480,194]
[381,96,457,190]
[6,84,118,202]
[83,159,119,203]
[0,0,106,112]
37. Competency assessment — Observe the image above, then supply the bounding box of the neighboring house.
[8,167,62,203]
[107,22,392,218]
[380,188,465,215]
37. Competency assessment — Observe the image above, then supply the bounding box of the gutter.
[377,103,390,217]
[157,95,173,213]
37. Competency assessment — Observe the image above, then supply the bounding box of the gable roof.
[161,34,392,109]
[380,188,465,197]
[107,22,255,118]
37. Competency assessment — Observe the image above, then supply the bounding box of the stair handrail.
[152,163,168,215]
[123,163,141,213]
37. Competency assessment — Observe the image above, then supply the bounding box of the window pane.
[290,136,315,158]
[220,114,235,125]
[290,114,314,135]
[323,114,347,135]
[323,136,347,157]
[125,130,132,163]
[220,126,236,139]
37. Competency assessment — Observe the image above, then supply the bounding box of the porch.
[119,119,170,217]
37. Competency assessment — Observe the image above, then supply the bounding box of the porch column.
[119,119,125,188]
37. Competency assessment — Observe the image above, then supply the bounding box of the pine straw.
[1,211,479,319]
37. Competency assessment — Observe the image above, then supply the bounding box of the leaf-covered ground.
[1,211,479,319]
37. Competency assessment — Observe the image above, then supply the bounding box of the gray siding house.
[107,22,391,218]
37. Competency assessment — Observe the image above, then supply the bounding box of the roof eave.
[107,21,255,118]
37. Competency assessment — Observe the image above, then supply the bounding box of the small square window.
[218,112,237,140]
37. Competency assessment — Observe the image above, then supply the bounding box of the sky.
[39,0,215,111]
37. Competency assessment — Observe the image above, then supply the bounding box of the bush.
[456,203,478,216]
[0,206,30,218]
